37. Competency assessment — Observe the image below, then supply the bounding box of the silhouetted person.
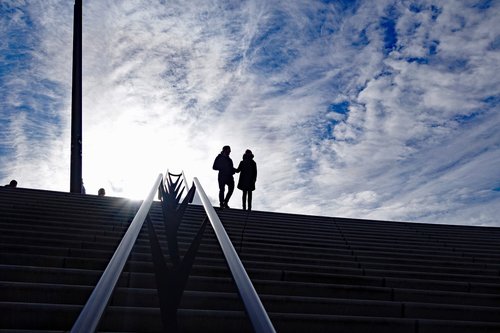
[5,180,17,188]
[236,150,257,211]
[213,145,238,209]
[98,188,106,196]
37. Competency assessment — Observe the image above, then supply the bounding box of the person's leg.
[218,179,225,208]
[242,191,247,210]
[248,191,253,211]
[224,179,234,207]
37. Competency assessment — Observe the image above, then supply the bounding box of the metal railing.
[182,170,190,192]
[70,174,163,333]
[193,177,276,333]
[70,172,275,333]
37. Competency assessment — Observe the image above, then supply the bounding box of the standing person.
[213,145,237,209]
[236,149,257,211]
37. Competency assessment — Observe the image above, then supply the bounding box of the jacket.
[237,154,257,191]
[213,153,236,181]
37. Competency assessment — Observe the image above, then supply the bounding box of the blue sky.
[1,0,499,226]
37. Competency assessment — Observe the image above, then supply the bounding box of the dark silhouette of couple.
[212,146,257,211]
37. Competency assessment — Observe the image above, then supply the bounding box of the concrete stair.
[1,186,500,332]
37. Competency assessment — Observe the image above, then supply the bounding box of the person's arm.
[235,161,242,173]
[230,160,237,174]
[253,162,257,182]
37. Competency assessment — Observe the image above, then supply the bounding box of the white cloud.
[1,0,499,227]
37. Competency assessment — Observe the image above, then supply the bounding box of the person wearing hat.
[236,149,257,211]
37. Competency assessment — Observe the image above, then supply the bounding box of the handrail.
[71,173,163,333]
[182,170,190,192]
[193,177,276,333]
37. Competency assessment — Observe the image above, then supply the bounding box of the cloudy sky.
[1,0,499,227]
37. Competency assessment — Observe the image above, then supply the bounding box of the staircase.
[1,186,500,332]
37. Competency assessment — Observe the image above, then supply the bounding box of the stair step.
[2,187,500,332]
[3,302,500,333]
[3,281,500,323]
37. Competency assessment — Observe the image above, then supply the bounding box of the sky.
[1,0,499,227]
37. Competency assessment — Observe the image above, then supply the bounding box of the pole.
[70,0,83,193]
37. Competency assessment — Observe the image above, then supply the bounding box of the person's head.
[243,149,254,159]
[8,180,17,188]
[98,188,106,196]
[222,145,231,156]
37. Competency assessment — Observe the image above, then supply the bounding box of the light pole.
[70,0,83,193]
